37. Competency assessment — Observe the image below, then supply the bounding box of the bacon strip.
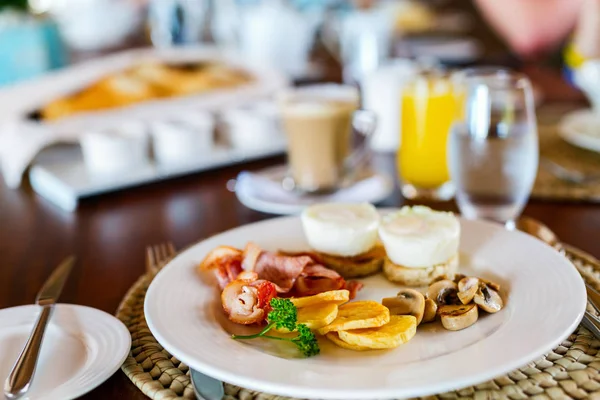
[242,242,311,293]
[293,264,346,297]
[199,246,244,289]
[221,275,277,325]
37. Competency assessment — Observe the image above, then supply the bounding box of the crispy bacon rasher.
[198,246,243,290]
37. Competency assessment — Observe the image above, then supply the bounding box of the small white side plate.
[0,304,130,400]
[558,109,600,153]
[234,165,394,215]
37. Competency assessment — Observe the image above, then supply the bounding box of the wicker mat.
[116,247,600,400]
[532,105,600,202]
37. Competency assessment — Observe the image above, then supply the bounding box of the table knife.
[3,256,75,399]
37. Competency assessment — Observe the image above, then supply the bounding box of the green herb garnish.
[232,298,320,357]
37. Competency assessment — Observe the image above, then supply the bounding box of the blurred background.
[0,0,518,87]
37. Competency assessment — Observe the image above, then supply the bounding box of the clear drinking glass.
[448,69,539,229]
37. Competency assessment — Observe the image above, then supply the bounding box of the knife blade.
[4,256,75,399]
[36,255,75,306]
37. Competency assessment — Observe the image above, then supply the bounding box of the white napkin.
[235,167,393,214]
[0,120,79,188]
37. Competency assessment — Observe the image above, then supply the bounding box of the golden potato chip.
[325,332,371,351]
[276,303,338,332]
[317,301,390,335]
[290,290,350,308]
[337,315,417,349]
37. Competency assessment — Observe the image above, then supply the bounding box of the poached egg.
[301,203,380,257]
[379,206,460,268]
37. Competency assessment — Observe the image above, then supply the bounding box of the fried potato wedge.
[325,332,371,351]
[290,290,350,308]
[276,303,339,332]
[337,315,417,349]
[317,301,390,335]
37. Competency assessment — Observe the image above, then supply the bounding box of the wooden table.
[1,144,599,399]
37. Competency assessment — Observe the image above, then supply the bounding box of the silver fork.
[145,242,224,400]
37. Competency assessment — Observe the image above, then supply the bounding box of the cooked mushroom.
[474,284,504,313]
[427,280,459,306]
[422,298,438,323]
[439,304,478,331]
[457,277,480,304]
[453,273,467,284]
[382,289,426,324]
[480,278,501,292]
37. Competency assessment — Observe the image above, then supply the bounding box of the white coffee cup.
[80,121,149,175]
[221,102,282,151]
[574,60,600,113]
[151,112,215,166]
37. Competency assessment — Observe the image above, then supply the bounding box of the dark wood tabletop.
[1,141,600,399]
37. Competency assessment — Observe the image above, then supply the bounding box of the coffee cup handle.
[343,109,377,184]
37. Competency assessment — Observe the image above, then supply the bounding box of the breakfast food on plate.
[197,203,508,357]
[317,301,390,335]
[300,203,385,278]
[40,62,253,120]
[290,289,350,308]
[336,315,417,349]
[199,242,363,326]
[378,206,460,286]
[386,276,504,331]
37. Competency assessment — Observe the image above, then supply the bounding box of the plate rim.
[558,108,600,153]
[145,214,587,399]
[0,303,131,400]
[234,167,395,215]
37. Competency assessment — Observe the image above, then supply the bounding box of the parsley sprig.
[232,298,320,357]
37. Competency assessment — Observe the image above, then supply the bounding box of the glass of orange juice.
[398,69,458,200]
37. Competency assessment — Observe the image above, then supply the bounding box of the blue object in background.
[0,13,68,87]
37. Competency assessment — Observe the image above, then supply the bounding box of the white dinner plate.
[558,109,600,153]
[0,304,131,400]
[145,214,586,400]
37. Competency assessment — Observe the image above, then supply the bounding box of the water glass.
[448,69,539,229]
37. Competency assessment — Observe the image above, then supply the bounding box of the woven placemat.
[532,105,600,202]
[116,248,600,400]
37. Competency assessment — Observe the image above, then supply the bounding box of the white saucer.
[0,304,131,400]
[558,109,600,153]
[233,165,394,215]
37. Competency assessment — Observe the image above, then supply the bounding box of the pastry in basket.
[378,206,460,286]
[40,61,254,120]
[42,73,161,120]
[299,203,385,278]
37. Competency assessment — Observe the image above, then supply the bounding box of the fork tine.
[167,242,176,258]
[160,243,169,265]
[146,246,156,274]
[153,245,162,269]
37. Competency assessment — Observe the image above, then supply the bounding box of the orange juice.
[399,77,457,189]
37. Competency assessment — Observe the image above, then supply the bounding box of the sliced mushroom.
[474,284,504,313]
[427,280,459,306]
[457,277,480,304]
[480,278,501,292]
[439,304,478,331]
[422,298,438,323]
[382,289,426,324]
[453,273,467,284]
